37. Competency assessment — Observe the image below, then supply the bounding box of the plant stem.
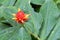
[23,24,41,40]
[28,30,41,40]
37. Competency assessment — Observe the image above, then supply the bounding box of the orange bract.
[12,8,30,24]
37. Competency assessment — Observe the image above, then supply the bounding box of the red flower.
[12,8,30,24]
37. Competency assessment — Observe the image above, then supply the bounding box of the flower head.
[12,8,30,24]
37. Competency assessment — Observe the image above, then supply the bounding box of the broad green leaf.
[16,27,31,40]
[9,27,31,40]
[31,0,45,5]
[0,27,31,40]
[0,27,16,40]
[24,12,42,35]
[2,0,16,6]
[1,6,20,27]
[48,18,60,40]
[0,6,31,40]
[15,0,43,36]
[15,0,34,13]
[39,0,60,40]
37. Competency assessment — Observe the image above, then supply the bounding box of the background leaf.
[2,0,16,6]
[31,0,45,5]
[39,0,60,40]
[48,18,60,40]
[15,0,34,13]
[0,27,31,40]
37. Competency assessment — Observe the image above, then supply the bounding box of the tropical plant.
[0,0,60,40]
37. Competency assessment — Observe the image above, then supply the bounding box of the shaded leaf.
[0,23,9,31]
[39,0,60,40]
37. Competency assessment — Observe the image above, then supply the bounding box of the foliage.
[0,0,60,40]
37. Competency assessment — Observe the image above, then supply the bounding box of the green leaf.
[57,0,60,3]
[0,6,31,40]
[17,27,31,40]
[9,27,31,40]
[54,0,60,9]
[0,0,4,6]
[31,0,45,5]
[57,3,60,9]
[54,0,60,4]
[0,0,3,3]
[0,27,16,40]
[15,0,34,13]
[1,6,20,27]
[0,27,31,40]
[0,6,5,18]
[15,0,43,37]
[2,0,16,6]
[39,0,60,40]
[24,12,42,35]
[48,18,60,40]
